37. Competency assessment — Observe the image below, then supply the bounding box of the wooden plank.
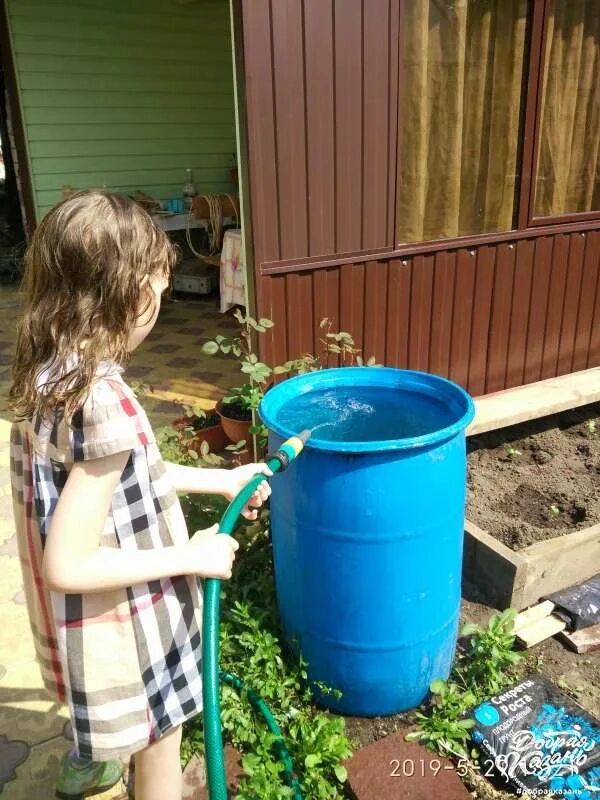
[515,615,567,649]
[467,367,600,436]
[520,524,600,606]
[513,600,556,634]
[463,520,529,610]
[557,623,600,654]
[464,520,600,612]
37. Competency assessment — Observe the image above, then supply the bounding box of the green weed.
[407,609,523,760]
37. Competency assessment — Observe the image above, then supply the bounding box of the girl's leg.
[133,726,182,800]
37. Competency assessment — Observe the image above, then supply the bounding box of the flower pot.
[172,416,228,454]
[216,401,255,461]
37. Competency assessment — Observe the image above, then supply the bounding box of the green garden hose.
[202,431,310,800]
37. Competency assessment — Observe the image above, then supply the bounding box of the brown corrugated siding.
[242,0,400,264]
[256,230,600,394]
[240,1,600,395]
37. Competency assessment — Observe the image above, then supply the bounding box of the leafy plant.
[181,518,352,798]
[156,427,352,796]
[155,425,224,468]
[459,608,522,695]
[548,503,561,517]
[505,445,522,459]
[406,680,476,760]
[129,379,154,399]
[202,312,376,457]
[407,609,523,761]
[180,403,220,431]
[584,419,597,437]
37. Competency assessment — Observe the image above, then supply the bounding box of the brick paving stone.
[148,343,177,353]
[0,735,30,791]
[345,732,471,800]
[182,746,243,799]
[170,357,197,368]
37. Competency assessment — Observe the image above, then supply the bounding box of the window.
[396,0,530,244]
[532,0,600,219]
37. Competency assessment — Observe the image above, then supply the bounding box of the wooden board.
[463,521,600,611]
[557,623,600,654]
[463,520,528,609]
[519,524,600,606]
[467,367,600,436]
[513,601,556,633]
[515,614,566,649]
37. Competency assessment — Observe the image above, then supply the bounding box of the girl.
[8,190,272,800]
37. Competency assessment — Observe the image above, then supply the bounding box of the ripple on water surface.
[276,386,454,443]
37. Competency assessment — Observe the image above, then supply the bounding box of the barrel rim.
[259,367,475,453]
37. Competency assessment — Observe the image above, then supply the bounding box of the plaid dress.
[10,366,204,761]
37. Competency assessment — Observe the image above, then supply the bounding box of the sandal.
[55,750,123,799]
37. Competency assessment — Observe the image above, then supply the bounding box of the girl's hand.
[222,463,273,520]
[188,524,239,579]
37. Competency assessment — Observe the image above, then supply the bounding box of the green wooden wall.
[6,0,236,221]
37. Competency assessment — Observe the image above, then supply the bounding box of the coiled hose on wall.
[202,431,310,800]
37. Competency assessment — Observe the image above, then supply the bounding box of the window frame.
[394,0,600,250]
[519,0,600,228]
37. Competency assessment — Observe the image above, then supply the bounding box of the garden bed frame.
[463,367,600,610]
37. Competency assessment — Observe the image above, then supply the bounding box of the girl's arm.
[164,462,272,519]
[43,451,238,594]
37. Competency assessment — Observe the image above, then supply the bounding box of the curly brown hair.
[9,190,177,422]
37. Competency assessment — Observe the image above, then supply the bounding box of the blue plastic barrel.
[259,367,475,716]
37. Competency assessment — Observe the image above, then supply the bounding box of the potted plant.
[171,403,227,454]
[202,312,377,461]
[202,312,277,459]
[216,383,263,448]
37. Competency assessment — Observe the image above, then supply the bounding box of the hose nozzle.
[266,430,310,473]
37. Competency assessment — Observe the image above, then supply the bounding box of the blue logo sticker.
[474,703,500,727]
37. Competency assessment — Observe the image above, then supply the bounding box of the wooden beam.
[467,367,600,436]
[513,600,556,634]
[557,624,600,654]
[515,614,567,649]
[463,520,600,611]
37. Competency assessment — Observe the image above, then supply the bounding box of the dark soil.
[343,582,600,799]
[467,403,600,550]
[190,411,221,430]
[220,398,252,422]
